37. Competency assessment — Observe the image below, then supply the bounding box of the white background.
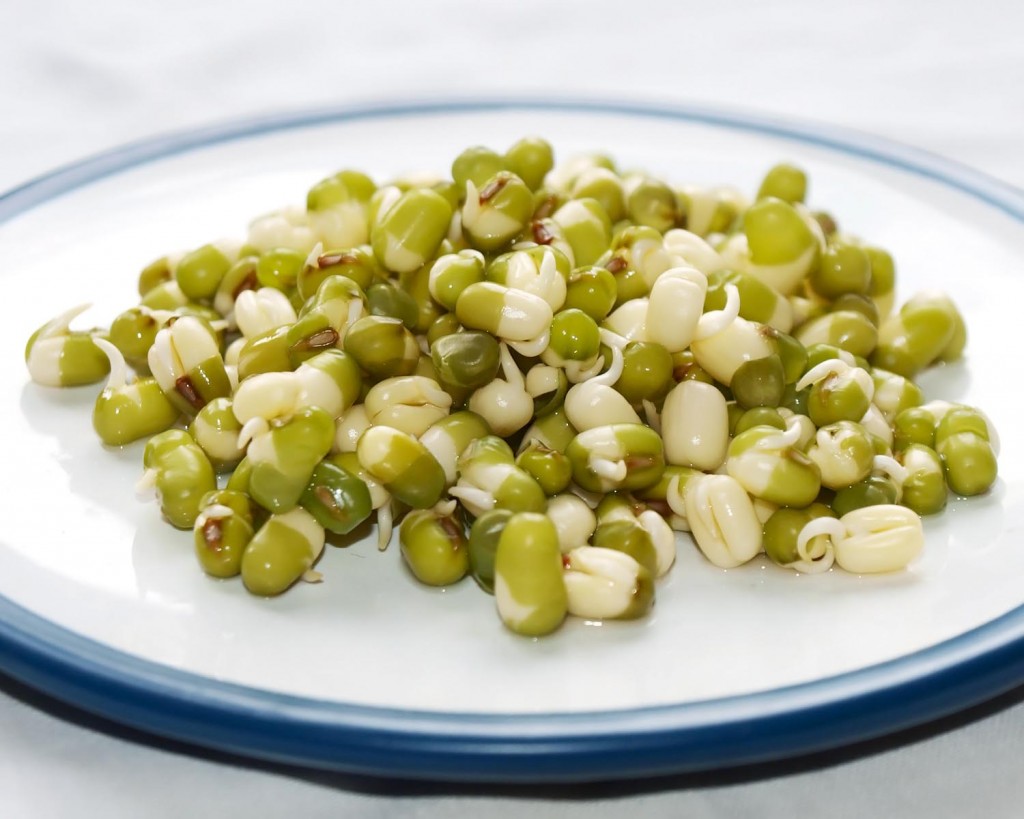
[2,0,1024,815]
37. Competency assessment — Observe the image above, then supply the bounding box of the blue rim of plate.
[1,97,1023,783]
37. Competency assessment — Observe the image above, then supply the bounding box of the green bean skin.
[241,508,325,596]
[400,509,469,587]
[299,247,378,299]
[731,355,785,409]
[248,407,336,514]
[808,240,872,300]
[899,444,948,515]
[236,324,294,380]
[145,431,218,529]
[504,137,554,192]
[300,458,374,535]
[493,513,568,637]
[194,490,255,578]
[371,188,452,274]
[176,244,233,302]
[615,342,674,406]
[344,316,419,379]
[94,377,180,446]
[108,307,161,373]
[138,255,174,298]
[564,265,617,321]
[744,197,817,266]
[431,331,501,390]
[467,509,514,594]
[756,163,807,204]
[831,475,900,517]
[358,426,447,510]
[515,441,573,496]
[937,431,997,496]
[452,146,508,191]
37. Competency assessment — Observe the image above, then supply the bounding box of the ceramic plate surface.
[1,100,1022,782]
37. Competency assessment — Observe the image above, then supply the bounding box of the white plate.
[1,99,1022,782]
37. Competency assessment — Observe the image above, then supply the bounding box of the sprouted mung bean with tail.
[24,138,1001,636]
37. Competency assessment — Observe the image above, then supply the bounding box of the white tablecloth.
[3,1,1024,815]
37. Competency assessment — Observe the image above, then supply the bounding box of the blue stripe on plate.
[1,98,1023,782]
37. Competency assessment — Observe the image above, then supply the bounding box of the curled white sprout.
[26,304,96,386]
[304,241,324,270]
[36,303,91,340]
[589,456,628,482]
[563,337,639,430]
[499,342,525,390]
[796,358,875,403]
[447,484,496,515]
[574,328,628,390]
[661,228,727,275]
[591,336,624,387]
[784,413,817,450]
[599,326,628,348]
[642,399,661,434]
[507,329,550,359]
[93,337,130,390]
[563,355,605,384]
[135,468,159,498]
[694,283,740,341]
[376,500,394,551]
[792,531,837,574]
[795,516,846,572]
[859,404,894,449]
[637,509,677,576]
[872,454,909,500]
[754,422,803,452]
[665,475,688,520]
[432,498,458,518]
[237,417,270,450]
